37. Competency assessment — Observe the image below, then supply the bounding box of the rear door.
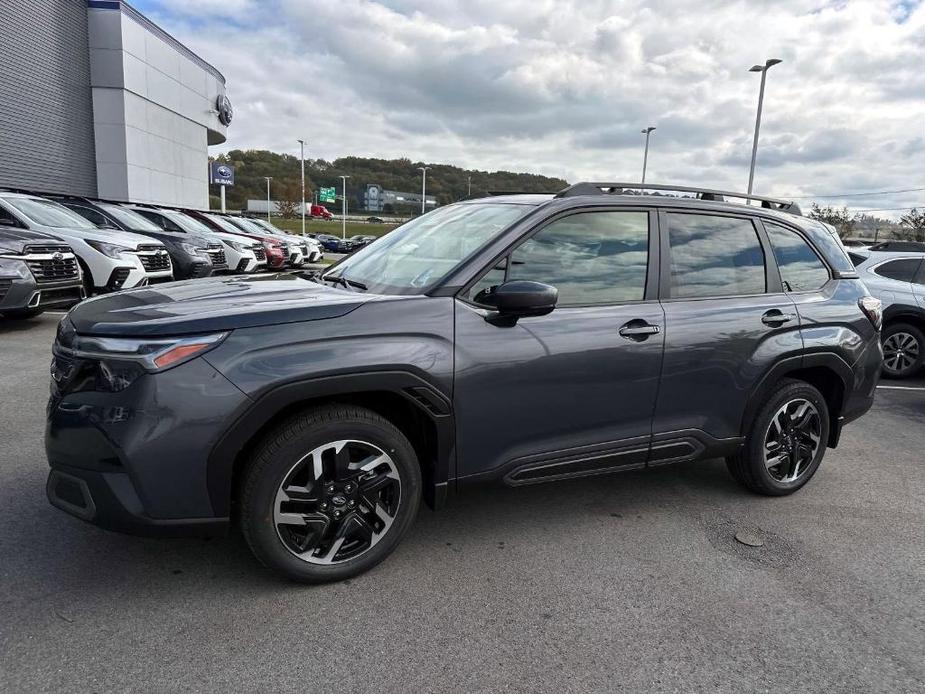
[453,208,665,484]
[651,210,804,458]
[915,259,925,309]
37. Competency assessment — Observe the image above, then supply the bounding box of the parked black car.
[124,206,229,277]
[348,234,378,250]
[0,226,84,318]
[46,182,882,583]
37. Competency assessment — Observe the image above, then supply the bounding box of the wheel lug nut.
[347,500,355,508]
[320,502,328,510]
[327,485,335,493]
[333,510,341,519]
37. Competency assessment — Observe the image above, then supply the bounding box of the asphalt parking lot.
[1,313,923,692]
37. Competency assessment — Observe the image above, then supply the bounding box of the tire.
[726,379,830,496]
[240,404,422,583]
[1,308,44,320]
[881,322,924,379]
[77,258,95,297]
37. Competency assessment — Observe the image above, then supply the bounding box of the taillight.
[858,296,882,331]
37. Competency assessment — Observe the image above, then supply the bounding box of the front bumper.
[1,259,83,311]
[45,355,248,536]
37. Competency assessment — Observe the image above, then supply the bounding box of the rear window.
[874,258,922,282]
[667,213,766,298]
[764,222,830,292]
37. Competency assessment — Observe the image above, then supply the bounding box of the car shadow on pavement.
[11,458,743,595]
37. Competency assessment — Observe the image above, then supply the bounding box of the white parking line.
[877,385,925,391]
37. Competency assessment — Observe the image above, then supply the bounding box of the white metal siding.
[0,0,97,196]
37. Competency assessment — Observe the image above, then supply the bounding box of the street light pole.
[264,176,272,222]
[297,139,306,236]
[418,166,430,214]
[467,175,471,198]
[640,126,656,183]
[747,58,782,196]
[339,175,350,239]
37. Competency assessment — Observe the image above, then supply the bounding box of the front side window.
[98,204,163,232]
[324,203,533,295]
[764,222,830,291]
[667,213,765,298]
[874,258,922,282]
[503,211,649,305]
[201,213,243,234]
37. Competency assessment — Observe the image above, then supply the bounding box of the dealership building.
[0,0,230,210]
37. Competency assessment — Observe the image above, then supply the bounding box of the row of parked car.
[0,189,327,319]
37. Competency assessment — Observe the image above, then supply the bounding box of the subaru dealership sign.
[209,162,234,186]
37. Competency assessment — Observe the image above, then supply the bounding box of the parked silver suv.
[850,250,925,378]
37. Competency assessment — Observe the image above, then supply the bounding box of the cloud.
[134,0,925,216]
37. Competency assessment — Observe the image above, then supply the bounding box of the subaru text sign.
[210,162,235,186]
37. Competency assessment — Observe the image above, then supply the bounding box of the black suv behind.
[45,183,883,583]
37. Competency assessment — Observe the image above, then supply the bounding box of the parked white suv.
[0,193,172,293]
[248,217,324,263]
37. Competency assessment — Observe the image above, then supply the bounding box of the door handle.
[619,320,661,340]
[761,310,797,326]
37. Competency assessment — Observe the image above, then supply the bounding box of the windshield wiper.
[323,274,367,291]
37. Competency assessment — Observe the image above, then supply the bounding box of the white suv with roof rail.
[0,193,172,293]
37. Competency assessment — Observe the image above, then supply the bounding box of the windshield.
[5,197,98,229]
[99,204,162,232]
[250,219,280,234]
[230,217,269,235]
[324,203,533,294]
[202,213,246,234]
[162,211,214,235]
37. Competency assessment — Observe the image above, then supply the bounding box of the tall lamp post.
[418,166,430,214]
[297,139,306,236]
[467,175,471,198]
[263,176,272,222]
[339,175,350,240]
[640,126,656,184]
[747,58,782,197]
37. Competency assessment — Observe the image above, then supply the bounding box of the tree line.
[808,203,924,241]
[209,150,568,216]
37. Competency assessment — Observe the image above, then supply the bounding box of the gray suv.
[849,250,925,378]
[45,183,883,583]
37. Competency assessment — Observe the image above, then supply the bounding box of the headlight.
[56,331,228,377]
[222,238,248,252]
[86,240,132,258]
[180,242,207,256]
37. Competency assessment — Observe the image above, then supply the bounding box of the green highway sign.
[319,187,336,204]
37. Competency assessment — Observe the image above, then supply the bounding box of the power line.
[851,205,920,213]
[789,186,925,199]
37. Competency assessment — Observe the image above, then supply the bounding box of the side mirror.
[484,280,558,325]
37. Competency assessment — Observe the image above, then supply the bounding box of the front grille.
[206,245,227,267]
[137,249,171,272]
[289,253,300,263]
[253,247,266,261]
[37,287,83,308]
[0,278,11,301]
[25,253,80,284]
[24,245,70,255]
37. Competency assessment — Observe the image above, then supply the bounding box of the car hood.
[66,273,368,336]
[37,225,164,249]
[0,227,66,253]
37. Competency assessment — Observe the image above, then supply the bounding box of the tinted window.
[667,213,765,298]
[504,211,649,305]
[874,258,922,282]
[848,252,867,267]
[65,205,108,227]
[764,222,830,291]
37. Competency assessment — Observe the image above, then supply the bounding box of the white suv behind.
[0,193,173,293]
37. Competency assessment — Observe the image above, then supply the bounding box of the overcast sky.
[134,0,925,216]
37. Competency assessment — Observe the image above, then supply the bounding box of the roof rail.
[555,182,802,216]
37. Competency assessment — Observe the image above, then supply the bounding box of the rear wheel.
[726,379,829,496]
[241,405,421,583]
[881,322,924,379]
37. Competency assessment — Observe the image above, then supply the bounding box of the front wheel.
[240,405,421,583]
[726,379,829,496]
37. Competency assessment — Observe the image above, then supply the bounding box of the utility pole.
[467,175,471,198]
[339,175,350,240]
[263,177,272,222]
[418,166,430,214]
[640,126,656,183]
[747,58,782,196]
[297,139,306,235]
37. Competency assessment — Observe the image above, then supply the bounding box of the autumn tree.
[898,208,925,242]
[808,203,857,239]
[275,180,301,219]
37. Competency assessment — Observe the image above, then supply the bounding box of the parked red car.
[181,209,289,269]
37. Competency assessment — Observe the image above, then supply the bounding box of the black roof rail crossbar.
[555,182,802,215]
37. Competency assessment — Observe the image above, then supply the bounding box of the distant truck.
[310,204,333,220]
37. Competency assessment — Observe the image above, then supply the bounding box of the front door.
[453,209,665,484]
